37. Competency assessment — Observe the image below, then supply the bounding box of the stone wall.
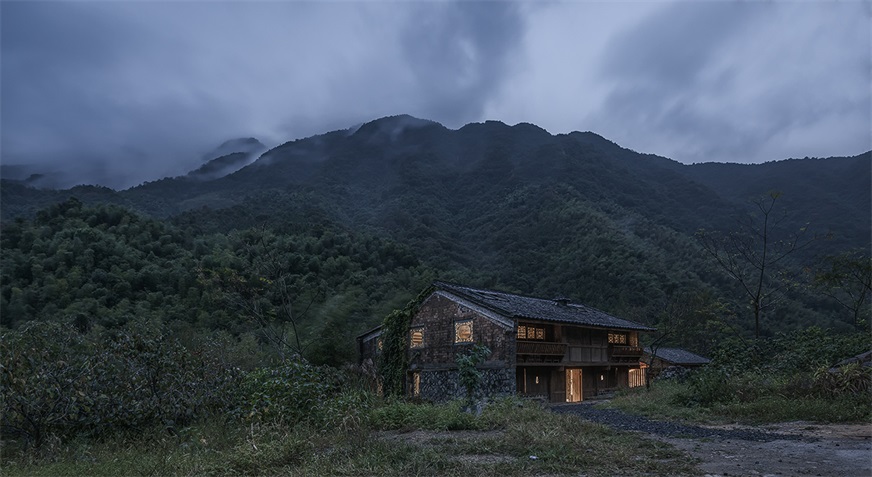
[407,291,516,400]
[408,292,515,367]
[415,367,516,401]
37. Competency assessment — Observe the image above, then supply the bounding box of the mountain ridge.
[1,115,869,341]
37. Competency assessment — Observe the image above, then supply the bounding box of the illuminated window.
[455,320,474,343]
[377,338,384,351]
[608,333,627,344]
[517,324,546,341]
[410,327,424,348]
[628,333,638,347]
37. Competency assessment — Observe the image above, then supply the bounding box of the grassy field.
[1,398,698,477]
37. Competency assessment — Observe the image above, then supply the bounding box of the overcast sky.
[2,1,870,189]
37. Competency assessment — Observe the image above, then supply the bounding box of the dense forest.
[3,116,869,352]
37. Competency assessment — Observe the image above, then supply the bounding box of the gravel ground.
[552,403,872,477]
[551,403,811,442]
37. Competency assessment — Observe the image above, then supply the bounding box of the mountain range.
[2,115,869,344]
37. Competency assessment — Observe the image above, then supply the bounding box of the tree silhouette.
[697,192,817,338]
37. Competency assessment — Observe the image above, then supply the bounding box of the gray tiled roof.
[644,347,711,365]
[435,281,655,332]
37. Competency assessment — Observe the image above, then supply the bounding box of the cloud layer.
[2,1,869,188]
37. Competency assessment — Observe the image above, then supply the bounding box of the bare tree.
[697,192,816,338]
[198,227,319,361]
[643,289,735,387]
[813,250,872,330]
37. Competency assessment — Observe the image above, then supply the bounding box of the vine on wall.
[378,286,433,397]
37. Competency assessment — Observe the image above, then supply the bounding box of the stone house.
[358,281,654,402]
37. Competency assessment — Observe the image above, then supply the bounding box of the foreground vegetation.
[2,403,698,477]
[2,402,698,476]
[609,328,871,424]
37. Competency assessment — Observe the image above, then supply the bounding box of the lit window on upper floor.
[608,332,627,345]
[455,320,474,343]
[517,324,546,340]
[410,327,425,348]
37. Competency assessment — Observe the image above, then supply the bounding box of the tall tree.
[697,192,816,338]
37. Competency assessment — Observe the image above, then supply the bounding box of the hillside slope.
[2,115,869,340]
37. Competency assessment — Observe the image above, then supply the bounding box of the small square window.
[410,328,425,348]
[455,320,474,343]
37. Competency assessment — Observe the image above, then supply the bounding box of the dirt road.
[555,404,872,477]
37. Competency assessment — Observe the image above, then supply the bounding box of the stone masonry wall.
[408,292,516,400]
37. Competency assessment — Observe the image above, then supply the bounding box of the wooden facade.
[359,282,655,402]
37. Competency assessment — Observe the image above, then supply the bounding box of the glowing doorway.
[566,369,583,402]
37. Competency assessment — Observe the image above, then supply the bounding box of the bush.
[673,367,734,407]
[1,320,243,449]
[366,399,480,431]
[813,363,872,397]
[235,360,373,430]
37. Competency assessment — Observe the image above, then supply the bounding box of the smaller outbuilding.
[828,350,872,372]
[643,347,710,380]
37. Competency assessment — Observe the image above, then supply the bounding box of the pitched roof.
[434,281,655,331]
[644,347,711,365]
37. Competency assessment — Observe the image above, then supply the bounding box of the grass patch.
[607,380,872,425]
[2,397,698,477]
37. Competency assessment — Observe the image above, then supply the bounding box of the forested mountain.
[2,115,869,358]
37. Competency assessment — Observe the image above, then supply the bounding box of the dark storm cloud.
[596,2,765,160]
[401,1,523,125]
[0,1,529,189]
[591,1,871,163]
[2,1,868,189]
[1,1,244,188]
[601,2,749,91]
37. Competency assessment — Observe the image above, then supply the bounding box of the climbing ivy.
[378,286,432,397]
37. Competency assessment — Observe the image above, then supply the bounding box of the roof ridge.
[433,281,655,332]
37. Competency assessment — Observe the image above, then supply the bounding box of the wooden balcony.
[516,342,643,364]
[610,345,644,357]
[517,341,567,356]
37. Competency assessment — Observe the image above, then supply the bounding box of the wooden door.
[565,369,583,402]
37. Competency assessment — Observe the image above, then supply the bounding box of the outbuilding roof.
[644,347,711,365]
[435,281,655,332]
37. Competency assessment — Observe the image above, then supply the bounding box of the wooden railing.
[610,346,644,357]
[516,342,643,362]
[567,345,607,363]
[516,341,567,356]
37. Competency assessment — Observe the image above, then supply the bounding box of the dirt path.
[658,423,871,477]
[555,404,872,477]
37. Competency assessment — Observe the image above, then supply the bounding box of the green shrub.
[1,320,243,449]
[235,360,374,430]
[813,363,872,397]
[456,344,491,404]
[673,367,734,407]
[366,400,480,431]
